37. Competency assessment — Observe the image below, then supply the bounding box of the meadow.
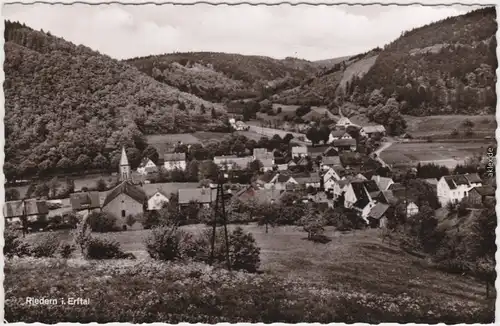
[380,141,490,168]
[7,224,493,323]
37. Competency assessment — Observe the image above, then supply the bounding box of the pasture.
[23,224,489,302]
[380,141,489,168]
[403,114,496,139]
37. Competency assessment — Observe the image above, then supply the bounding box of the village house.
[263,172,299,191]
[307,145,330,159]
[466,185,495,206]
[360,125,386,138]
[260,158,275,172]
[437,173,483,207]
[147,190,170,210]
[292,146,308,158]
[333,139,357,152]
[329,129,353,143]
[4,199,49,227]
[321,156,342,170]
[367,203,390,228]
[137,157,157,175]
[344,180,380,219]
[371,175,395,191]
[295,173,321,189]
[215,155,255,171]
[323,147,339,157]
[253,148,274,161]
[163,152,187,171]
[376,189,420,217]
[336,116,352,127]
[178,187,218,208]
[235,185,285,204]
[70,191,101,217]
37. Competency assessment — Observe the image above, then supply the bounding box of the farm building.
[178,187,218,208]
[263,172,299,191]
[321,156,342,170]
[371,175,395,191]
[466,185,495,206]
[147,190,170,211]
[137,158,157,175]
[360,125,386,138]
[437,173,483,207]
[307,145,330,159]
[163,153,187,171]
[295,173,321,189]
[4,199,49,226]
[292,146,308,158]
[101,181,147,230]
[235,185,285,204]
[333,139,357,152]
[367,203,390,228]
[70,191,101,214]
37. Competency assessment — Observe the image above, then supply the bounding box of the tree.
[306,127,321,145]
[93,153,109,169]
[186,160,200,182]
[257,203,278,233]
[143,145,159,164]
[298,206,327,240]
[75,154,91,171]
[283,133,294,144]
[96,178,107,191]
[6,188,20,201]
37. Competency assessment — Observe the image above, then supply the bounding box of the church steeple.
[119,146,131,182]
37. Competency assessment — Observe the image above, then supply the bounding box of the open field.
[404,115,496,139]
[380,141,491,168]
[146,133,201,145]
[22,224,490,303]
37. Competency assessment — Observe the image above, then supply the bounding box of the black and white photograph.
[2,1,497,323]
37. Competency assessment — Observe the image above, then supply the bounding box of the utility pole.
[210,171,231,270]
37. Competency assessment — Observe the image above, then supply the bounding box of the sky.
[3,4,479,61]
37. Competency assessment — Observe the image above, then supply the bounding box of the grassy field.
[404,115,496,139]
[380,141,490,168]
[7,224,494,322]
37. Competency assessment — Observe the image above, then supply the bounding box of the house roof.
[307,145,330,154]
[292,146,308,154]
[178,187,218,204]
[362,125,386,134]
[164,152,186,161]
[333,139,356,147]
[70,191,101,211]
[295,174,321,184]
[337,117,351,125]
[423,178,438,186]
[371,175,394,191]
[102,181,147,207]
[322,156,341,166]
[443,173,482,190]
[388,183,405,191]
[148,190,171,200]
[377,190,399,206]
[369,203,390,220]
[139,157,156,168]
[472,185,495,197]
[330,129,346,138]
[120,147,129,166]
[260,158,274,168]
[323,147,339,157]
[4,199,49,218]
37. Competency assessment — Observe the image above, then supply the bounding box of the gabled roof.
[322,156,341,166]
[70,191,101,211]
[330,129,346,138]
[102,181,147,207]
[369,203,390,220]
[371,175,394,191]
[148,189,171,200]
[323,147,339,157]
[178,187,218,204]
[4,199,49,218]
[295,174,321,184]
[139,157,155,168]
[164,152,186,161]
[337,117,351,125]
[362,125,386,133]
[443,173,482,190]
[120,147,129,166]
[471,185,495,197]
[307,145,330,154]
[292,146,308,154]
[376,190,399,206]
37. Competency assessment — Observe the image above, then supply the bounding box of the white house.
[164,153,187,171]
[291,146,308,158]
[406,201,419,217]
[371,175,394,191]
[360,125,386,138]
[265,173,299,190]
[147,190,170,210]
[437,173,483,207]
[137,157,157,175]
[336,116,352,127]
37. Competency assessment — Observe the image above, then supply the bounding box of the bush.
[59,243,76,258]
[145,226,198,261]
[87,211,117,232]
[30,233,60,258]
[85,238,127,259]
[229,227,261,272]
[142,210,162,229]
[4,228,31,258]
[126,214,136,227]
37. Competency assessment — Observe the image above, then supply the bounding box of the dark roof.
[102,181,147,207]
[70,191,101,211]
[333,139,356,147]
[259,172,277,183]
[323,147,339,157]
[444,173,482,190]
[322,156,341,166]
[363,180,380,193]
[296,174,321,184]
[307,145,329,154]
[178,188,217,204]
[388,183,405,191]
[351,181,368,200]
[354,196,370,209]
[4,199,49,218]
[472,185,495,197]
[164,152,186,161]
[277,174,293,183]
[464,173,482,184]
[138,157,155,168]
[376,190,399,206]
[369,203,390,220]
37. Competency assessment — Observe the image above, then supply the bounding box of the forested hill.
[273,7,497,116]
[4,21,225,179]
[124,52,319,102]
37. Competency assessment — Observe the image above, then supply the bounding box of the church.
[101,147,147,230]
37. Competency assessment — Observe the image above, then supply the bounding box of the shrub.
[4,228,31,258]
[86,238,127,259]
[72,221,92,255]
[145,225,198,261]
[87,211,117,232]
[59,243,76,258]
[229,227,261,272]
[30,233,60,258]
[96,178,107,191]
[126,214,136,227]
[142,210,162,229]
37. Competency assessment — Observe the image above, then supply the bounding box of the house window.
[121,210,126,218]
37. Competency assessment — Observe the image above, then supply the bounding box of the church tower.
[119,146,131,182]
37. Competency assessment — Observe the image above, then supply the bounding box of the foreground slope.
[124,52,319,102]
[4,21,225,177]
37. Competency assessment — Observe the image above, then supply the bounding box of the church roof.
[120,147,129,166]
[102,181,147,207]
